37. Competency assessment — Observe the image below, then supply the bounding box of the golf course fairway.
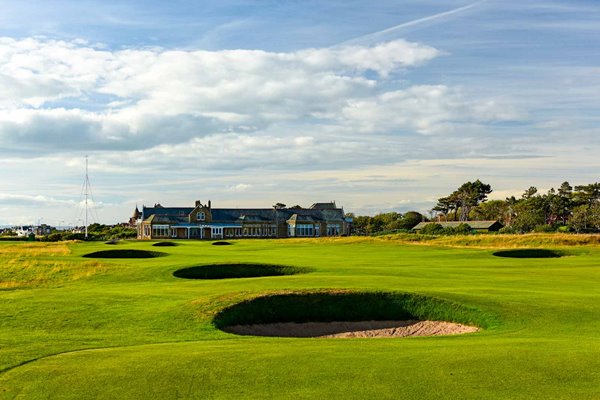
[0,237,598,399]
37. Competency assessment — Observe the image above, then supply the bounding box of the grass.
[0,236,599,399]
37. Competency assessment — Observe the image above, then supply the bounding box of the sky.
[0,0,599,225]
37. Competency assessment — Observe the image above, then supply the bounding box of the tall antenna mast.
[84,155,89,239]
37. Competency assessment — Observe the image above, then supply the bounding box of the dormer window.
[197,212,205,221]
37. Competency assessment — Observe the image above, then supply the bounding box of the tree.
[398,211,424,230]
[573,183,600,206]
[556,181,573,224]
[435,180,492,222]
[570,203,600,232]
[432,196,453,221]
[470,200,508,223]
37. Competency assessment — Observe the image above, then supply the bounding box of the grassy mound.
[212,241,232,246]
[493,249,562,258]
[152,241,178,247]
[83,249,167,258]
[214,291,493,331]
[173,263,309,280]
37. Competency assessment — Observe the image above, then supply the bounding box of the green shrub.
[419,223,444,235]
[454,223,472,235]
[498,226,518,234]
[533,224,555,233]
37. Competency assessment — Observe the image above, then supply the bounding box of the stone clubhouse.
[131,200,352,240]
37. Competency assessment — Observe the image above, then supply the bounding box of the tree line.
[433,180,600,233]
[350,180,600,235]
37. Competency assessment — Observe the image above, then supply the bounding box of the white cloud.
[0,36,519,155]
[340,85,520,134]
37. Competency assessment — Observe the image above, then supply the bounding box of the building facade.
[133,200,351,240]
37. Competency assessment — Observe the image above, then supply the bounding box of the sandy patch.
[223,320,479,338]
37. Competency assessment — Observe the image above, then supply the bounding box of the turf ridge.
[82,249,167,258]
[492,249,563,258]
[152,241,178,247]
[173,263,310,280]
[213,290,496,330]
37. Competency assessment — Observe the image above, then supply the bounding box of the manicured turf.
[0,238,599,399]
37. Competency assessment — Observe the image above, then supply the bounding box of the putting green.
[0,238,598,399]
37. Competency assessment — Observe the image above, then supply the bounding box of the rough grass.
[173,263,309,280]
[302,232,600,248]
[213,290,493,330]
[0,242,70,256]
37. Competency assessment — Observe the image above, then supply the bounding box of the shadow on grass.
[214,291,495,335]
[83,249,167,258]
[212,241,232,246]
[173,263,309,280]
[493,249,562,258]
[152,241,178,247]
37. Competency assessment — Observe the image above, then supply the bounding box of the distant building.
[412,220,503,233]
[133,200,352,240]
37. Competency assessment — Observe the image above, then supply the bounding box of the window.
[327,224,340,236]
[152,225,170,237]
[197,212,205,221]
[295,224,314,237]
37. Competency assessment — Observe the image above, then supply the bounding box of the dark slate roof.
[211,208,275,223]
[142,204,346,225]
[310,202,337,210]
[413,221,502,230]
[141,206,193,220]
[287,214,322,223]
[143,214,189,224]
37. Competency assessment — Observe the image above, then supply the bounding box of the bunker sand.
[224,320,479,338]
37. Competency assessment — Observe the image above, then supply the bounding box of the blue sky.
[0,0,599,225]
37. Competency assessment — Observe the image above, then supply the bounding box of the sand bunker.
[214,291,489,338]
[224,320,479,338]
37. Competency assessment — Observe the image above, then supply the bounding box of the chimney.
[208,200,212,209]
[195,200,201,207]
